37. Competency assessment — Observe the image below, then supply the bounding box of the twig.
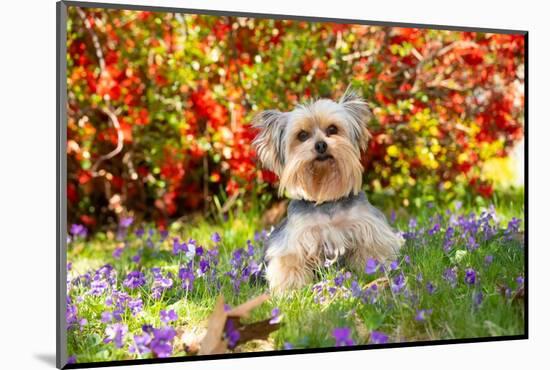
[76,7,105,71]
[76,7,125,176]
[90,107,124,175]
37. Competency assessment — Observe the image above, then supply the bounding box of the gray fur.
[266,191,391,256]
[252,110,288,171]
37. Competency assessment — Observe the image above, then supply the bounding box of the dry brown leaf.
[363,276,389,290]
[198,295,227,355]
[496,283,524,303]
[198,294,278,355]
[234,318,280,345]
[227,294,270,318]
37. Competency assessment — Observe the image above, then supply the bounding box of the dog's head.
[253,89,372,203]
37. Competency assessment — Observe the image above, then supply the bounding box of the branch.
[76,7,125,176]
[90,107,124,176]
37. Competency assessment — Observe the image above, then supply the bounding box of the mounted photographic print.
[56,1,527,368]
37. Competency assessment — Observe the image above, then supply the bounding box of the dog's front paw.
[266,254,312,295]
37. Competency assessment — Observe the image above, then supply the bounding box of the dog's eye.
[326,125,338,136]
[297,130,309,142]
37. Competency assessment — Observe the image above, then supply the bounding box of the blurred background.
[66,8,525,230]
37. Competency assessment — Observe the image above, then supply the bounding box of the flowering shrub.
[66,8,524,227]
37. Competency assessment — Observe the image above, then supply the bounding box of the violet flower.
[370,331,389,344]
[332,327,354,347]
[150,326,176,358]
[464,268,477,285]
[104,323,128,348]
[160,309,178,324]
[123,271,146,289]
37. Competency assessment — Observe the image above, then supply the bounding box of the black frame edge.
[62,0,527,35]
[57,1,69,368]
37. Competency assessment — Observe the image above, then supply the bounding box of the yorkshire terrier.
[253,89,404,293]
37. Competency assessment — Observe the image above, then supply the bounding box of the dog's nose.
[314,141,327,154]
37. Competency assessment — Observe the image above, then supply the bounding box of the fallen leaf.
[232,318,281,345]
[199,295,227,355]
[198,294,278,355]
[227,294,270,318]
[363,277,389,290]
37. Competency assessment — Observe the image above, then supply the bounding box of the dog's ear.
[252,110,288,175]
[339,88,372,151]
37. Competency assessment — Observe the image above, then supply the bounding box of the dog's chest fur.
[266,191,393,264]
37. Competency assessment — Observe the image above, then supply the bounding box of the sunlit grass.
[67,190,525,363]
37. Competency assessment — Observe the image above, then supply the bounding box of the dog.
[252,89,404,294]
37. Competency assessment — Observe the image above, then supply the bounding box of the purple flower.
[112,247,124,259]
[350,280,362,298]
[334,273,345,287]
[211,232,222,243]
[365,258,379,275]
[364,284,380,304]
[132,254,141,264]
[443,267,458,288]
[473,291,484,307]
[466,235,479,252]
[90,279,109,296]
[225,319,241,349]
[416,272,423,282]
[123,271,146,289]
[185,241,197,258]
[66,303,78,326]
[135,228,145,238]
[404,255,411,264]
[179,266,195,291]
[104,323,128,348]
[507,217,521,234]
[408,218,417,229]
[67,355,77,364]
[370,331,389,344]
[426,281,436,294]
[101,311,113,323]
[389,260,399,271]
[150,326,176,358]
[516,276,524,286]
[197,259,210,277]
[247,240,255,256]
[159,230,169,241]
[415,309,433,322]
[484,255,494,266]
[113,309,123,322]
[152,270,174,299]
[70,224,88,238]
[231,249,244,268]
[464,268,477,285]
[172,238,188,255]
[391,273,406,293]
[270,308,282,324]
[390,210,397,223]
[196,246,204,256]
[129,332,151,355]
[284,342,294,350]
[119,217,134,228]
[428,223,441,236]
[128,297,143,316]
[160,309,178,323]
[332,327,355,347]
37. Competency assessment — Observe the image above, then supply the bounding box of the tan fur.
[266,202,404,292]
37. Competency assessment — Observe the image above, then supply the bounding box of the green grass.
[66,190,525,363]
